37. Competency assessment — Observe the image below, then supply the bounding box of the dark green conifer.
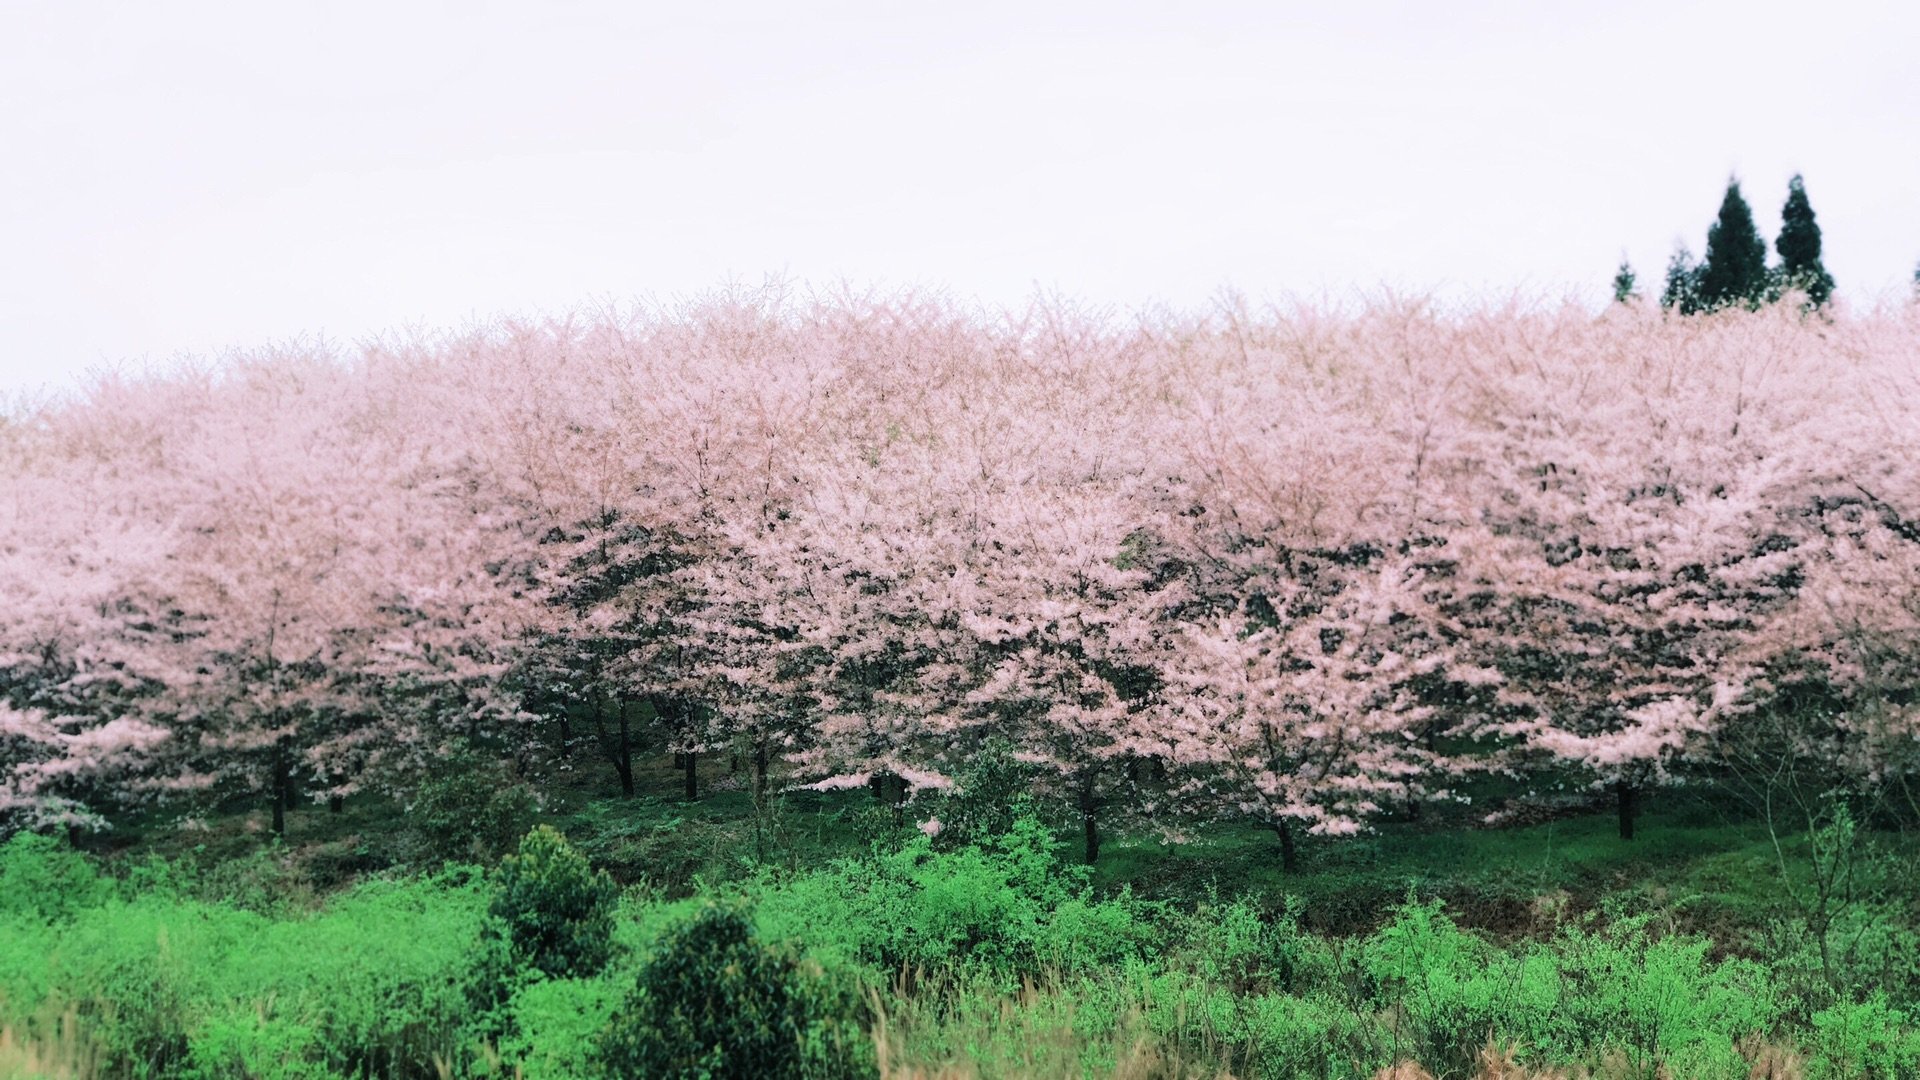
[1696,179,1770,311]
[1775,174,1834,307]
[1611,258,1639,304]
[1660,245,1701,314]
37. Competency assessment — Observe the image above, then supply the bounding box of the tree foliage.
[599,904,869,1080]
[1661,245,1702,314]
[487,825,618,980]
[1612,259,1638,304]
[3,293,1918,852]
[1776,174,1835,308]
[1697,179,1771,311]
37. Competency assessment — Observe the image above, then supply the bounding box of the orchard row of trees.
[3,293,1918,866]
[1613,175,1839,312]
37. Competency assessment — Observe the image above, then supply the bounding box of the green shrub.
[1170,894,1333,996]
[184,1006,336,1080]
[1548,915,1778,1072]
[757,812,1145,980]
[14,871,489,1079]
[1234,991,1388,1080]
[497,975,622,1080]
[1809,995,1920,1080]
[179,844,317,917]
[0,833,111,922]
[1353,899,1781,1076]
[598,904,871,1080]
[399,754,540,866]
[488,826,618,980]
[927,736,1035,846]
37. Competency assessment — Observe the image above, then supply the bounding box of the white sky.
[4,1,1917,395]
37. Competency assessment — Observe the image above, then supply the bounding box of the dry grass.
[1364,1037,1810,1080]
[874,1030,1818,1080]
[0,1012,99,1080]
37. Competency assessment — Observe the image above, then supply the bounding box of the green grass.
[9,799,1919,1080]
[35,749,1917,1078]
[85,749,1920,952]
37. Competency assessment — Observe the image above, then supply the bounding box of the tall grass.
[0,1012,99,1080]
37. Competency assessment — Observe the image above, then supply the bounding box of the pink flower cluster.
[2,291,1915,838]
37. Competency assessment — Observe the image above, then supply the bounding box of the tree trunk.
[270,754,290,837]
[1617,780,1637,841]
[682,750,698,801]
[1079,778,1100,865]
[614,701,635,798]
[1271,819,1299,873]
[329,794,344,815]
[753,744,769,800]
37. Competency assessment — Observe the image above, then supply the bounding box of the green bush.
[927,736,1035,846]
[1547,914,1777,1073]
[399,754,540,866]
[598,904,871,1080]
[1809,995,1920,1080]
[1353,899,1780,1076]
[1170,894,1335,996]
[488,826,618,980]
[496,975,622,1080]
[0,833,112,922]
[184,1006,336,1080]
[757,812,1147,979]
[3,870,490,1079]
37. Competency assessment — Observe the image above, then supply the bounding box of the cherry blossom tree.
[6,286,1919,858]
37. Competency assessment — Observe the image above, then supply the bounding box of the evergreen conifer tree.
[1612,258,1639,304]
[1660,245,1701,314]
[1696,179,1770,311]
[1774,174,1834,307]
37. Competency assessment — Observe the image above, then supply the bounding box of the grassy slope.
[91,749,1919,955]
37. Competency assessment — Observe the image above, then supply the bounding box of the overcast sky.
[4,0,1916,395]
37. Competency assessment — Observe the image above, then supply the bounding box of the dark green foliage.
[400,752,540,865]
[1696,179,1772,311]
[488,825,619,980]
[599,904,871,1080]
[1776,174,1835,307]
[929,735,1036,846]
[1612,258,1639,304]
[1661,245,1703,313]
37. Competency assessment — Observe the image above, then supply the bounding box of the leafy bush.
[184,1006,334,1080]
[398,754,540,866]
[2,870,490,1079]
[496,975,622,1080]
[1355,899,1780,1077]
[487,825,618,980]
[1170,893,1336,996]
[927,736,1036,846]
[1808,995,1920,1080]
[0,833,112,922]
[9,864,487,1076]
[757,812,1147,979]
[598,904,871,1080]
